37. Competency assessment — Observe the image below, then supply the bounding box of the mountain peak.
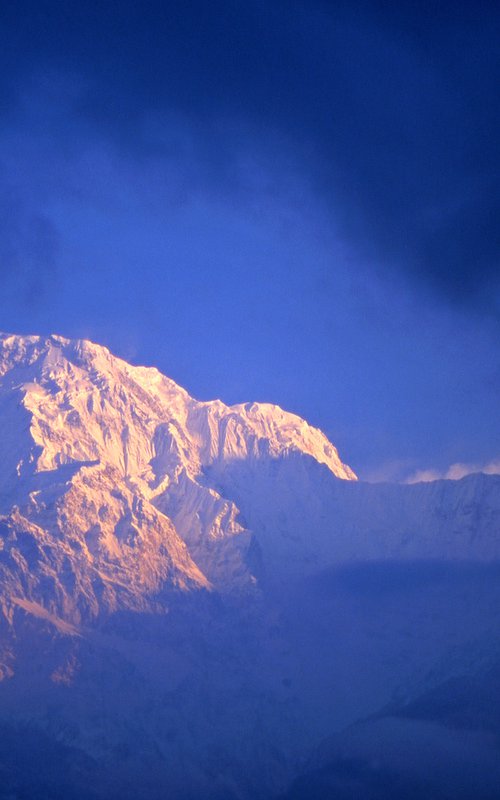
[0,331,356,622]
[0,332,356,481]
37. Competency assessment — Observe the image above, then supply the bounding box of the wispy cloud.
[406,460,500,484]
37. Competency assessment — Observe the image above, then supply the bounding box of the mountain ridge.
[0,332,499,798]
[0,331,357,629]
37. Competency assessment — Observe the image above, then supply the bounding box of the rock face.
[0,332,499,799]
[0,332,356,624]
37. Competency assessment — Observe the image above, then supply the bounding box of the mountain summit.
[0,332,355,623]
[0,333,499,799]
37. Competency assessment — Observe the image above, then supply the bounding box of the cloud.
[0,1,498,311]
[0,183,59,305]
[362,460,417,484]
[407,460,500,484]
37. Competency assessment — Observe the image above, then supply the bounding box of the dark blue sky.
[0,0,498,480]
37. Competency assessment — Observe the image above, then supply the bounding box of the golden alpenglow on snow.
[0,333,500,799]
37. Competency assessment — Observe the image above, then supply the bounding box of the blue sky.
[0,0,498,479]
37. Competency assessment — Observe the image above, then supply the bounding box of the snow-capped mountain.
[0,332,355,621]
[0,332,499,799]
